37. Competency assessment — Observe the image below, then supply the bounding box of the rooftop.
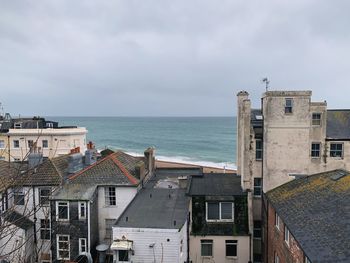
[187,173,244,196]
[266,169,350,263]
[51,184,97,200]
[116,168,202,229]
[68,151,143,186]
[326,110,350,139]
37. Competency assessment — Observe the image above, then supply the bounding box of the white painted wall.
[189,235,250,263]
[1,127,87,161]
[97,186,138,243]
[112,224,188,263]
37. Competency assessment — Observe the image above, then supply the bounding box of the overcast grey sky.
[1,0,349,116]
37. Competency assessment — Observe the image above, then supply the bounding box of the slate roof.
[266,170,350,263]
[326,110,350,139]
[51,184,97,200]
[68,151,142,186]
[3,210,34,230]
[116,168,202,229]
[187,173,244,196]
[0,156,67,191]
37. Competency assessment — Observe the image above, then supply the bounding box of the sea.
[49,117,237,170]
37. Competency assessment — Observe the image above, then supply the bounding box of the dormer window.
[14,123,22,129]
[285,98,293,114]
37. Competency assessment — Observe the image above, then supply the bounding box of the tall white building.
[0,115,87,161]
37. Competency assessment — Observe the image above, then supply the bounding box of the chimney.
[68,153,83,174]
[144,147,155,174]
[28,152,43,169]
[178,176,188,189]
[85,142,97,166]
[136,163,146,181]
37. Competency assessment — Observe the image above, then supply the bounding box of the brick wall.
[265,204,305,263]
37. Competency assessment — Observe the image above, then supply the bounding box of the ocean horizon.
[49,116,237,170]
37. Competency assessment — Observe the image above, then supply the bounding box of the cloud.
[0,0,349,116]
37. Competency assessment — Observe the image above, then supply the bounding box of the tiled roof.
[187,173,244,196]
[266,170,350,263]
[326,110,350,139]
[69,151,142,186]
[0,156,66,191]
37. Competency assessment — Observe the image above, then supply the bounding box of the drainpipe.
[32,186,38,262]
[187,212,190,263]
[7,135,10,163]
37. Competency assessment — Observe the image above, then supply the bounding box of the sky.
[1,0,350,116]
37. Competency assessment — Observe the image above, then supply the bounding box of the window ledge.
[226,256,238,259]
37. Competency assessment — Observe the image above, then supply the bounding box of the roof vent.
[331,170,349,181]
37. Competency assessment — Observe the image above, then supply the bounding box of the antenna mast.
[262,78,270,91]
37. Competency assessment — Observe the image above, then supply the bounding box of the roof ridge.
[110,153,139,185]
[68,154,111,181]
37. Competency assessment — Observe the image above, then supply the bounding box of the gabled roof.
[266,170,350,263]
[326,110,350,139]
[68,151,142,186]
[0,156,67,191]
[187,173,244,196]
[3,210,33,230]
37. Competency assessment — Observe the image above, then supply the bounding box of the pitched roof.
[116,168,201,229]
[0,156,66,191]
[187,173,244,196]
[69,151,142,186]
[326,110,350,139]
[51,184,97,200]
[3,210,33,230]
[266,170,350,263]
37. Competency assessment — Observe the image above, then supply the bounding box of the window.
[56,201,69,220]
[40,219,50,240]
[284,225,290,246]
[254,178,262,197]
[275,212,280,230]
[105,219,116,242]
[312,113,321,126]
[13,140,19,148]
[57,235,70,260]
[330,143,343,158]
[119,250,129,261]
[39,188,51,206]
[201,240,213,257]
[28,140,34,149]
[274,253,280,263]
[285,98,293,113]
[0,140,5,148]
[46,122,53,128]
[14,122,22,129]
[79,238,87,254]
[79,202,86,219]
[206,202,234,222]
[225,240,237,257]
[14,188,25,205]
[255,139,263,160]
[311,143,321,158]
[42,140,48,148]
[253,220,262,239]
[0,157,5,161]
[105,187,116,206]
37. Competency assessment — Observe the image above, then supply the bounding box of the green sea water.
[50,117,237,169]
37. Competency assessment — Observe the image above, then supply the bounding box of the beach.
[155,159,236,173]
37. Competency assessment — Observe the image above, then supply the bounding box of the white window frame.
[284,225,290,246]
[0,140,5,149]
[311,142,321,158]
[312,113,321,126]
[253,178,262,197]
[105,187,116,206]
[79,202,86,220]
[56,201,69,221]
[275,212,280,230]
[255,139,263,160]
[225,240,238,258]
[201,239,213,257]
[40,219,50,240]
[305,256,311,263]
[57,235,70,260]
[79,238,87,254]
[13,140,20,148]
[274,253,280,263]
[285,98,293,114]
[330,143,343,158]
[206,202,234,222]
[14,122,22,129]
[13,187,25,205]
[39,188,51,206]
[42,139,48,148]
